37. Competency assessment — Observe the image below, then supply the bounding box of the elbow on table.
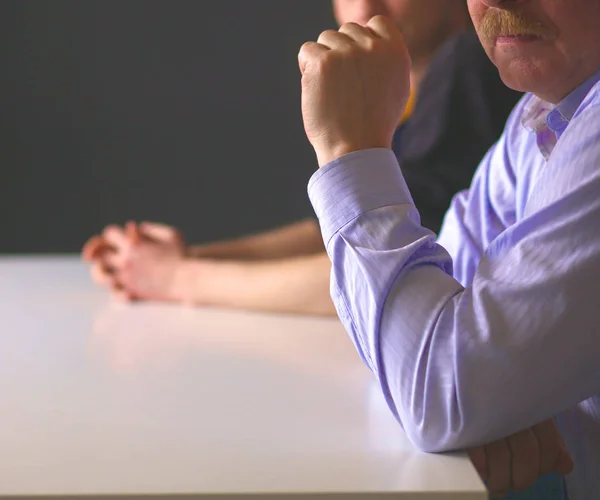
[399,405,484,454]
[403,425,466,454]
[384,363,502,453]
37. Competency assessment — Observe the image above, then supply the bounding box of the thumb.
[125,220,142,246]
[82,235,105,261]
[139,222,182,243]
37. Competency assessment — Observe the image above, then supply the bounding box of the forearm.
[309,149,600,453]
[172,252,336,316]
[188,219,324,261]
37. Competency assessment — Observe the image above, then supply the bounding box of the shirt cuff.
[307,148,414,246]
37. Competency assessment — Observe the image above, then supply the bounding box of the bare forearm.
[172,252,336,316]
[188,219,324,261]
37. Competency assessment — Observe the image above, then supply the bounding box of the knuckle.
[339,21,360,33]
[367,14,388,31]
[317,29,337,43]
[299,41,313,53]
[363,37,379,52]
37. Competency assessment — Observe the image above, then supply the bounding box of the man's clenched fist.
[298,16,411,167]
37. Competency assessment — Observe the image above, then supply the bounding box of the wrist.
[315,142,392,168]
[169,258,206,305]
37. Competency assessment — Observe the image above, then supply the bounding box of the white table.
[0,256,486,499]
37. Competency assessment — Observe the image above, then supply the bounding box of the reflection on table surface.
[0,256,486,498]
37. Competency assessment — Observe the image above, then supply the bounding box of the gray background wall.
[0,0,335,253]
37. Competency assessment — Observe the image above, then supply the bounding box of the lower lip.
[496,35,541,45]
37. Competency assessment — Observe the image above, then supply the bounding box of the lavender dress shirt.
[308,72,600,500]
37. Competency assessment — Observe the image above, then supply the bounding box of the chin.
[496,56,555,97]
[497,64,539,93]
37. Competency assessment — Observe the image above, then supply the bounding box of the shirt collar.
[522,69,600,159]
[555,69,600,121]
